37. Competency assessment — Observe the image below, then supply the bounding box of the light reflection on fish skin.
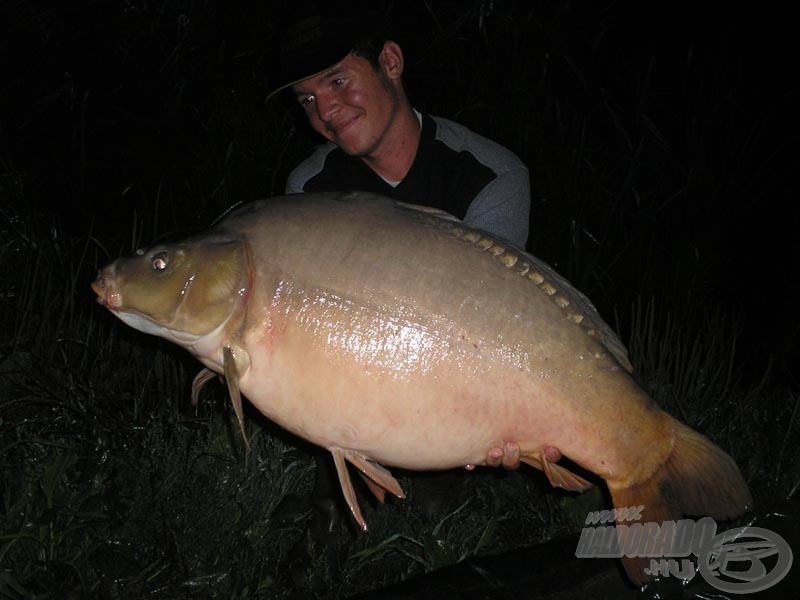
[301,290,440,382]
[180,273,195,298]
[285,286,537,382]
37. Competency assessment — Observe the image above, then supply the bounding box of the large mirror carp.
[92,191,751,584]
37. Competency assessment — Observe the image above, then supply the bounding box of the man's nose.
[315,93,338,122]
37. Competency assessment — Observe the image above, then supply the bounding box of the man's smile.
[329,115,359,138]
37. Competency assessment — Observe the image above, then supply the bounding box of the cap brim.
[263,63,333,105]
[265,7,383,106]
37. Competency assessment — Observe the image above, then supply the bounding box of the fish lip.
[91,274,116,308]
[91,278,105,304]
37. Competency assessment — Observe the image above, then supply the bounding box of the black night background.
[1,1,798,598]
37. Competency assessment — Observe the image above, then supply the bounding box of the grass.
[2,209,795,598]
[2,1,797,598]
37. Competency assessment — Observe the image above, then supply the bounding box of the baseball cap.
[264,3,385,104]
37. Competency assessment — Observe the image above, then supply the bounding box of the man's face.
[291,48,400,158]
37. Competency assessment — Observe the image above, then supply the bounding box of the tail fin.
[608,419,752,586]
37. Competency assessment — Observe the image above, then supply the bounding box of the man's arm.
[284,143,337,194]
[462,166,530,249]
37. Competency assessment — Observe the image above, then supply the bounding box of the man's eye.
[299,95,315,106]
[333,78,345,86]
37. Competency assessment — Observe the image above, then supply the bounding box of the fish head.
[91,234,249,348]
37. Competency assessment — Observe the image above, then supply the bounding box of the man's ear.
[379,41,404,80]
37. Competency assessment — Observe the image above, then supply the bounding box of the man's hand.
[464,441,522,470]
[486,441,521,469]
[464,443,563,471]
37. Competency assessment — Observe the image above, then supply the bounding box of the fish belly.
[236,286,663,478]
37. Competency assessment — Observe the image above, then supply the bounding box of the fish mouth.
[92,273,107,306]
[91,271,116,308]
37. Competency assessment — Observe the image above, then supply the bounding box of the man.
[267,5,528,541]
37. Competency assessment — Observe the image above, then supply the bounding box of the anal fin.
[521,451,593,492]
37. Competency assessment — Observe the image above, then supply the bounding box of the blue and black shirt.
[286,112,530,248]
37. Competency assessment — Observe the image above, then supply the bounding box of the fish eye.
[151,252,169,271]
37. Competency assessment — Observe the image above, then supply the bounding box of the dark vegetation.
[2,1,798,597]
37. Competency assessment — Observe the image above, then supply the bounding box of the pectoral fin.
[223,346,250,453]
[191,368,217,407]
[521,451,593,492]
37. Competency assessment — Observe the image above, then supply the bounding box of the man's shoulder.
[285,142,341,194]
[429,115,526,175]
